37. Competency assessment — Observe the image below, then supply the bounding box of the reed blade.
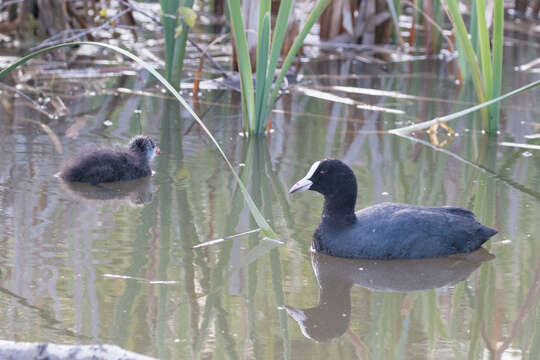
[160,0,178,80]
[259,0,294,132]
[489,0,504,134]
[475,0,493,96]
[255,13,270,134]
[227,0,256,132]
[267,0,332,117]
[385,0,404,45]
[170,1,194,87]
[446,0,487,121]
[469,0,479,56]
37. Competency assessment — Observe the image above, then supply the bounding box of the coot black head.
[129,135,161,162]
[289,159,357,219]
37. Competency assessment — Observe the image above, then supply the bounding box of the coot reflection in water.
[59,176,155,205]
[283,249,494,342]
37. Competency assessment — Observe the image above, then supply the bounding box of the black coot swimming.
[289,159,497,259]
[60,135,160,185]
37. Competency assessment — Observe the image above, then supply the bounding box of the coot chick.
[60,135,160,185]
[289,159,497,259]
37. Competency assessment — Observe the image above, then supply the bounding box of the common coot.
[60,135,160,185]
[289,159,497,259]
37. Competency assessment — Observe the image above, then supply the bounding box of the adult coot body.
[289,159,497,259]
[60,135,160,185]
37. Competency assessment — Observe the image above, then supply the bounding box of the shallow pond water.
[0,41,539,359]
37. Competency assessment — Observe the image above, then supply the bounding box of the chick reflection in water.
[283,249,493,343]
[60,176,155,205]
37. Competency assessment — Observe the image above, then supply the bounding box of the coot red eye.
[319,170,325,176]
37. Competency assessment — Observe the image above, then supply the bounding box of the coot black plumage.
[60,135,160,185]
[289,159,497,259]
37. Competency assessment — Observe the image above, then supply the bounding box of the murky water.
[0,41,539,359]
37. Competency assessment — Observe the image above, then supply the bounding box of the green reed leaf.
[227,0,256,133]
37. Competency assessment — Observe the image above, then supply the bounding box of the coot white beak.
[289,161,320,194]
[289,178,313,194]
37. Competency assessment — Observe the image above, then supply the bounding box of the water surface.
[0,42,539,359]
